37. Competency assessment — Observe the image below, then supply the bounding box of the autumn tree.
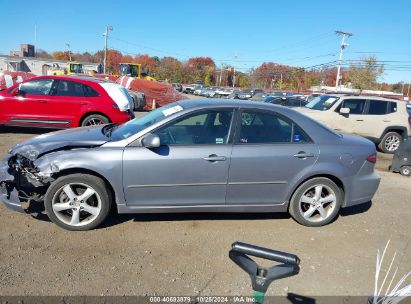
[156,57,184,82]
[185,57,216,84]
[52,51,70,60]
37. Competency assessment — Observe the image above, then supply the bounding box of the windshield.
[70,64,84,74]
[305,95,339,111]
[110,103,183,141]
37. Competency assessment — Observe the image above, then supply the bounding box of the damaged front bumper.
[0,154,53,214]
[0,158,25,213]
[0,183,25,213]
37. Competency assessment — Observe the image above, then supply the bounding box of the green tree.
[348,56,384,91]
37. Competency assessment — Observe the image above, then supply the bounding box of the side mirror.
[141,133,160,148]
[14,84,25,97]
[340,107,350,115]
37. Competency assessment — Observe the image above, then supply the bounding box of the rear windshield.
[305,95,339,111]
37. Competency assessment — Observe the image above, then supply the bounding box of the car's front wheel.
[44,174,112,231]
[289,177,342,227]
[379,131,402,153]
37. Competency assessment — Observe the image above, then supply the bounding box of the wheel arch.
[380,126,408,141]
[52,168,116,205]
[287,173,346,210]
[78,112,111,127]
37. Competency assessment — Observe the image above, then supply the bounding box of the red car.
[0,75,134,128]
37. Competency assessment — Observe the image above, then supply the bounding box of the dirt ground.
[0,122,410,299]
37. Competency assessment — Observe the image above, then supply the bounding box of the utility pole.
[66,43,72,61]
[103,25,113,74]
[232,52,237,88]
[335,30,353,88]
[219,63,224,86]
[407,83,410,97]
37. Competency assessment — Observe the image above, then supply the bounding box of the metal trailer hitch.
[229,241,300,303]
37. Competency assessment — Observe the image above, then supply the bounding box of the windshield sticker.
[216,138,224,144]
[162,105,183,117]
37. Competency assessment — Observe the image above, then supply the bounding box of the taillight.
[367,154,377,163]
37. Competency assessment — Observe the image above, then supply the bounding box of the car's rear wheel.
[400,166,411,176]
[289,177,342,227]
[81,114,109,127]
[44,174,112,231]
[379,131,402,153]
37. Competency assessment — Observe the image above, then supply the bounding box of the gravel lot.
[0,114,410,298]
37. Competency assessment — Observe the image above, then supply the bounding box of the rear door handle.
[38,100,47,103]
[203,154,227,162]
[293,152,314,159]
[356,119,364,121]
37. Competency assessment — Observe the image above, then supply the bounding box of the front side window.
[238,111,309,144]
[340,99,366,114]
[367,100,388,115]
[19,79,54,95]
[154,110,233,145]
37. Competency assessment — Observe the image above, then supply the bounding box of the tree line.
[34,49,407,94]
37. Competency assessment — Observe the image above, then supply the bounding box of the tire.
[378,131,403,154]
[80,114,109,127]
[400,166,411,176]
[44,174,112,231]
[289,177,342,227]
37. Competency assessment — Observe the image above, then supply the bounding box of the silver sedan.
[0,99,380,230]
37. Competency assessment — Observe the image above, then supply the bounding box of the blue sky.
[1,0,410,83]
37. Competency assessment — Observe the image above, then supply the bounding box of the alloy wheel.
[51,183,102,227]
[384,135,401,152]
[298,184,337,223]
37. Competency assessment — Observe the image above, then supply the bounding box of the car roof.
[28,75,111,84]
[325,94,399,102]
[177,98,290,111]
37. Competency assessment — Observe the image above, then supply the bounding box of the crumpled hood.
[9,125,110,159]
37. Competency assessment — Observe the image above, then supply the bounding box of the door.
[333,98,366,134]
[122,109,235,206]
[2,78,55,125]
[226,110,319,205]
[356,99,390,138]
[46,80,90,126]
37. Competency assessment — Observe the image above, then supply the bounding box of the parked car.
[265,96,307,107]
[249,93,266,102]
[214,88,233,98]
[127,90,146,111]
[0,76,134,128]
[0,99,380,230]
[172,83,183,92]
[226,89,241,99]
[238,89,264,100]
[183,84,197,94]
[298,95,410,153]
[389,141,411,176]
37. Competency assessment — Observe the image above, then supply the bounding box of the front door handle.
[203,154,227,162]
[293,152,314,159]
[356,119,364,121]
[38,100,47,103]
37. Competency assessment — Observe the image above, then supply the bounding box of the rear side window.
[55,80,85,97]
[238,111,310,144]
[368,100,388,115]
[341,99,366,114]
[83,84,99,97]
[388,102,397,113]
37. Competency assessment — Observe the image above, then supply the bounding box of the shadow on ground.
[0,126,58,135]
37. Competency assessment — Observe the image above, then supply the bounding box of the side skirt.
[117,203,288,214]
